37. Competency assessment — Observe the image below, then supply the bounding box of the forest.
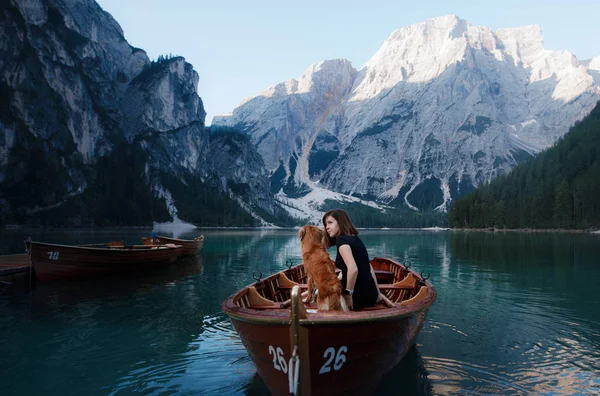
[449,101,600,230]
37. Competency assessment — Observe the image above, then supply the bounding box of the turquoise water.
[1,228,599,395]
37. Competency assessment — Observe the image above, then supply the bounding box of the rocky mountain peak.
[296,59,357,95]
[0,0,281,227]
[495,24,544,66]
[352,16,471,101]
[214,16,600,219]
[122,56,206,142]
[236,58,357,106]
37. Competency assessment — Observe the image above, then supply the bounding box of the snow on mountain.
[214,15,600,218]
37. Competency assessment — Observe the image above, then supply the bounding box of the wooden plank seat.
[282,265,308,284]
[243,286,286,309]
[373,269,395,283]
[384,272,418,289]
[278,283,308,289]
[379,273,419,303]
[244,280,426,309]
[274,272,308,290]
[272,271,422,307]
[400,286,428,306]
[377,284,417,290]
[276,272,418,291]
[277,283,414,291]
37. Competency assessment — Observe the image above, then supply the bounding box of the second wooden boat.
[141,235,204,256]
[24,239,184,281]
[222,257,436,395]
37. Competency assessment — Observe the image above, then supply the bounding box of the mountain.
[449,100,600,229]
[0,0,286,227]
[213,15,600,217]
[3,6,599,228]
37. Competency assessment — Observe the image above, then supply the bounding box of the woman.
[323,208,381,310]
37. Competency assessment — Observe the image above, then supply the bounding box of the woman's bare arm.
[339,245,358,290]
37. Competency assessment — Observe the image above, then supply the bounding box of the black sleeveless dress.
[335,235,378,309]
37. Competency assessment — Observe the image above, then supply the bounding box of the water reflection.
[374,345,434,395]
[436,231,600,394]
[29,254,204,305]
[1,254,212,395]
[1,229,599,395]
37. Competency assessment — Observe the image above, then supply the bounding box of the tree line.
[449,101,600,230]
[319,200,447,228]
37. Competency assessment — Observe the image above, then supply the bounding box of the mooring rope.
[288,345,300,395]
[289,285,302,395]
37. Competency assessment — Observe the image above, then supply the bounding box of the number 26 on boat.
[268,345,348,374]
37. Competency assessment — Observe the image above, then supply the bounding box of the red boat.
[222,257,436,395]
[24,239,183,281]
[141,235,204,256]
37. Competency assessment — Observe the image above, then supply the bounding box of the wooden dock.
[0,253,32,276]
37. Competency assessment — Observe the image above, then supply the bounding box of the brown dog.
[299,225,348,311]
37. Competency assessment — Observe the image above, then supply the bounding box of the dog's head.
[299,225,328,252]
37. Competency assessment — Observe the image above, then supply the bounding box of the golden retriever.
[299,225,348,311]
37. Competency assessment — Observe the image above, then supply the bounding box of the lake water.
[1,228,599,395]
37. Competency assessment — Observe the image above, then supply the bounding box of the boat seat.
[283,265,308,284]
[280,283,413,291]
[377,273,418,290]
[378,273,420,303]
[279,283,308,289]
[243,286,285,309]
[276,272,300,288]
[374,269,394,283]
[377,284,416,290]
[387,272,418,288]
[400,286,428,306]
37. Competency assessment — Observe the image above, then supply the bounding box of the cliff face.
[4,5,598,227]
[214,16,600,212]
[0,0,276,226]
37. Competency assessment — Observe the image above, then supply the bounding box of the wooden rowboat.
[24,239,184,281]
[222,257,436,395]
[141,235,204,256]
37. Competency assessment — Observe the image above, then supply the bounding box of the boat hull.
[223,258,436,395]
[141,235,204,256]
[26,241,183,281]
[229,309,429,395]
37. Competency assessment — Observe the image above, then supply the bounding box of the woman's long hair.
[322,208,359,248]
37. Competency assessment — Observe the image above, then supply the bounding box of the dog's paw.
[303,294,313,304]
[343,295,353,311]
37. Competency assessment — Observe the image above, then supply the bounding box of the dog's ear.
[298,226,306,241]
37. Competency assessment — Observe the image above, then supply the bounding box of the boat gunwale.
[222,257,437,325]
[28,240,183,252]
[141,235,203,244]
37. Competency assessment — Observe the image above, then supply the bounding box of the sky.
[95,0,600,125]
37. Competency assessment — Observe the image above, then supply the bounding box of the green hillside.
[449,101,600,230]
